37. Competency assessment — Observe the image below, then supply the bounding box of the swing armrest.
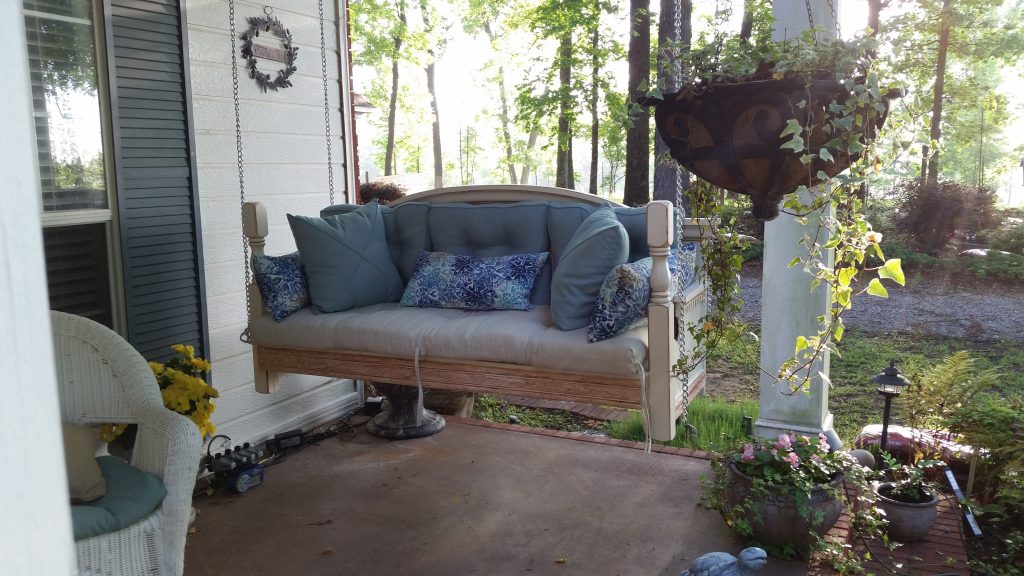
[242,201,268,317]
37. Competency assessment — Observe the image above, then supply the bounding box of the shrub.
[896,180,1000,255]
[987,223,1024,255]
[964,252,1024,282]
[862,198,900,238]
[741,241,764,262]
[359,180,407,205]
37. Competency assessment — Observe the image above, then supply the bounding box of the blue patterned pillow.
[587,244,698,342]
[401,252,549,311]
[251,252,310,322]
[675,241,698,291]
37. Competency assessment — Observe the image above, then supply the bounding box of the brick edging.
[445,415,712,460]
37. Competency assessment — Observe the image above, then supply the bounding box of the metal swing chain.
[805,0,841,40]
[669,0,691,428]
[318,0,336,205]
[826,0,841,38]
[230,0,253,344]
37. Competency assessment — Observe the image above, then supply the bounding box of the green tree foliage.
[349,0,413,175]
[514,0,619,190]
[880,0,1024,186]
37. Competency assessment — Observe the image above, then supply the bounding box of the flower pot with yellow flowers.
[103,344,219,443]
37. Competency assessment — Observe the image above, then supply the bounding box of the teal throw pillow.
[550,207,629,330]
[401,251,549,311]
[587,243,698,342]
[251,251,310,321]
[287,202,404,314]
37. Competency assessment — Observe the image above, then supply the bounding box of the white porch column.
[754,0,842,448]
[0,2,76,573]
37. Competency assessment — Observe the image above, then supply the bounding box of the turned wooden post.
[647,200,676,442]
[241,201,282,394]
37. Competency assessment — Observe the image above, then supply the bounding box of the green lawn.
[706,326,1024,444]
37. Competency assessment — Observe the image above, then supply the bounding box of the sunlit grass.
[605,395,758,452]
[705,325,1024,444]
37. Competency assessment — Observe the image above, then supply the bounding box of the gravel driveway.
[735,263,1024,341]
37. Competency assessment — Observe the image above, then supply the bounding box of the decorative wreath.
[240,15,298,92]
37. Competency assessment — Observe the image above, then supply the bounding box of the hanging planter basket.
[650,76,893,221]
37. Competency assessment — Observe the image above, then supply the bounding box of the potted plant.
[705,431,885,565]
[649,32,898,221]
[660,29,908,396]
[874,455,943,542]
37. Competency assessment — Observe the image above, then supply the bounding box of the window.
[24,0,121,329]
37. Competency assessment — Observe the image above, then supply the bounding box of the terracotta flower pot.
[651,76,891,221]
[724,460,844,548]
[875,482,938,542]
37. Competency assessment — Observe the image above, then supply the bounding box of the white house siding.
[186,0,359,445]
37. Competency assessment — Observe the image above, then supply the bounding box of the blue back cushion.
[427,202,552,304]
[319,200,660,309]
[321,202,432,283]
[547,204,650,267]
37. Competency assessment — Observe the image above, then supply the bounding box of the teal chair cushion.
[289,201,404,313]
[550,207,629,330]
[71,456,166,541]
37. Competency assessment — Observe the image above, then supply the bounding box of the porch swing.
[232,1,710,443]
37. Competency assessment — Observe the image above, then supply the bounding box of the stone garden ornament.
[680,547,768,576]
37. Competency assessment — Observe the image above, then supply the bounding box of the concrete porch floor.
[184,420,806,576]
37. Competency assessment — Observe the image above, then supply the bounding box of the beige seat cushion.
[250,304,647,378]
[62,422,106,502]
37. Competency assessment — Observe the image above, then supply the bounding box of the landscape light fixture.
[873,360,911,458]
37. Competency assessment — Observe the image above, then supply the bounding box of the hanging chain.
[671,0,682,93]
[230,0,253,344]
[805,0,841,40]
[318,0,336,205]
[804,0,816,39]
[826,0,841,38]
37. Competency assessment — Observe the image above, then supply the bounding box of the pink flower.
[741,444,755,463]
[811,454,822,463]
[819,433,831,453]
[784,452,801,469]
[771,448,778,456]
[775,433,792,451]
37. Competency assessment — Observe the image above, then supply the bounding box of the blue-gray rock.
[680,548,768,576]
[849,448,876,469]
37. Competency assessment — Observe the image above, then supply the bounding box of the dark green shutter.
[107,0,208,362]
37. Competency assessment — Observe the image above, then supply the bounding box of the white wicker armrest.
[133,405,202,576]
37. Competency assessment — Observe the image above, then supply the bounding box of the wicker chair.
[51,311,202,576]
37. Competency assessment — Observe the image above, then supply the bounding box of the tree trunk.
[426,57,442,187]
[420,0,442,188]
[923,0,951,186]
[860,0,882,202]
[624,0,650,207]
[589,25,600,195]
[867,0,882,35]
[555,35,574,190]
[520,126,539,184]
[385,1,406,176]
[740,0,754,41]
[653,0,682,204]
[485,22,517,184]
